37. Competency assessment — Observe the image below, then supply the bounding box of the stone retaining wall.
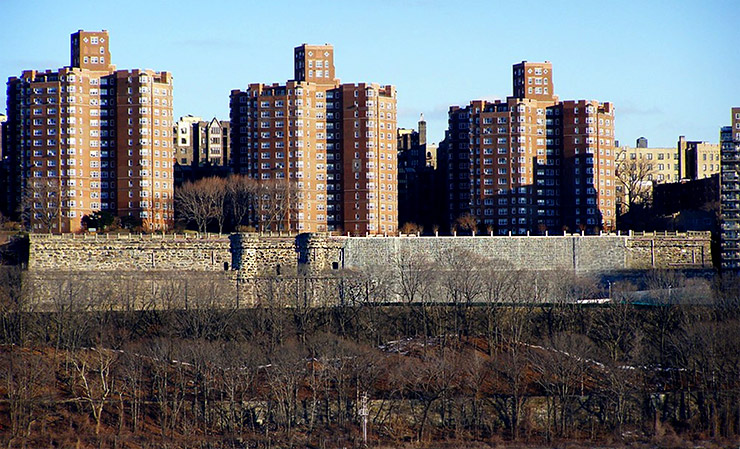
[626,234,711,269]
[28,231,713,275]
[332,232,712,273]
[21,231,713,309]
[28,233,231,271]
[337,235,627,273]
[229,234,297,277]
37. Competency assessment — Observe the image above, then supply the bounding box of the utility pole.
[359,391,369,445]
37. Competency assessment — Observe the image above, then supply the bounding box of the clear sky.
[1,0,738,148]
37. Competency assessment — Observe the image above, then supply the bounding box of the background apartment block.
[616,142,679,184]
[615,136,720,215]
[3,30,174,232]
[173,114,201,166]
[230,44,397,235]
[721,107,740,270]
[173,115,229,167]
[679,136,721,180]
[397,115,440,231]
[441,61,615,235]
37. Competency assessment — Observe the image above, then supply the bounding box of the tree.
[216,340,262,436]
[81,210,118,232]
[589,298,642,434]
[1,345,53,441]
[209,177,229,233]
[393,246,436,336]
[119,215,143,231]
[175,177,227,233]
[399,222,423,235]
[147,337,188,438]
[264,341,306,432]
[615,148,657,214]
[225,174,259,230]
[454,213,478,235]
[71,347,119,435]
[479,264,516,355]
[401,346,464,442]
[21,178,62,233]
[530,332,596,439]
[257,179,299,232]
[437,249,486,337]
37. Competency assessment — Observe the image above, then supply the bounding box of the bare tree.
[454,213,478,235]
[116,344,146,434]
[257,179,299,232]
[148,337,188,438]
[589,298,643,434]
[226,174,259,230]
[479,264,516,355]
[615,148,657,213]
[209,177,229,233]
[437,249,486,337]
[399,222,423,235]
[530,332,596,439]
[401,346,463,442]
[71,347,119,435]
[264,341,306,433]
[175,177,227,233]
[217,340,262,436]
[489,270,540,440]
[21,178,62,232]
[0,265,32,345]
[1,345,54,441]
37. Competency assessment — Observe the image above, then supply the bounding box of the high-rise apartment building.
[720,107,740,270]
[0,114,7,159]
[442,61,615,235]
[3,30,174,232]
[230,44,397,235]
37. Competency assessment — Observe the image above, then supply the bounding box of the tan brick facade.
[444,61,615,234]
[230,44,397,235]
[4,30,174,232]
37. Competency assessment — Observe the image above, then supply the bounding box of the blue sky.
[1,0,738,147]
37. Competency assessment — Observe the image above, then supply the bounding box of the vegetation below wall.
[2,265,740,448]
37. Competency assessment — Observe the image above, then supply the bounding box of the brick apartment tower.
[230,44,397,235]
[720,107,740,270]
[3,31,174,233]
[442,61,615,235]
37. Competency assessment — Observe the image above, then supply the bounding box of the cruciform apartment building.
[2,30,174,233]
[441,61,616,235]
[229,44,398,235]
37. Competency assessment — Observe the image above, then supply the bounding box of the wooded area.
[175,176,297,234]
[1,263,740,448]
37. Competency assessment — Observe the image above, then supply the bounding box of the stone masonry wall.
[28,233,232,272]
[338,235,626,273]
[334,232,711,273]
[626,231,712,269]
[28,231,713,276]
[22,231,713,310]
[229,234,298,277]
